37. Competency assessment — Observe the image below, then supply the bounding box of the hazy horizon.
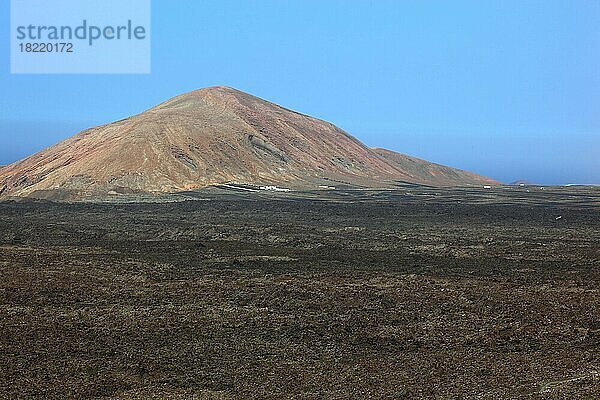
[1,1,598,185]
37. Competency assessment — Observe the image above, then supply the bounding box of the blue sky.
[1,0,598,184]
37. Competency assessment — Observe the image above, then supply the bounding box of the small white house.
[260,185,291,192]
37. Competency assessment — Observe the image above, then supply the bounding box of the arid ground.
[1,186,599,399]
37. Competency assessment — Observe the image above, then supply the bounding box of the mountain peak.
[187,85,244,99]
[150,85,243,112]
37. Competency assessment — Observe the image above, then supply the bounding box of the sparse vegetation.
[1,186,599,399]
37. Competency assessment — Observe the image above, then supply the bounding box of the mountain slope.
[0,86,498,198]
[373,148,497,187]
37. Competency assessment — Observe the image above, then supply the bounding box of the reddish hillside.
[372,148,498,187]
[0,86,498,198]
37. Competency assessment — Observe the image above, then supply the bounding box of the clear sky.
[1,0,598,184]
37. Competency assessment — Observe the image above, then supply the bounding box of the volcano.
[0,86,498,199]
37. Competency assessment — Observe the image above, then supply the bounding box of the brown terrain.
[0,185,599,399]
[0,86,497,199]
